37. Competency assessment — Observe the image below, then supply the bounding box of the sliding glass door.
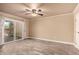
[3,18,24,43]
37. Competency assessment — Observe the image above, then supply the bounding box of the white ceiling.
[0,3,77,19]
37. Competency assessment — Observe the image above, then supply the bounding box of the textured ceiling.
[0,3,77,19]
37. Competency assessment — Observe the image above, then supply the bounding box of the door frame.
[74,13,79,48]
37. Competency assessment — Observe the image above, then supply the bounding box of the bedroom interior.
[0,3,79,55]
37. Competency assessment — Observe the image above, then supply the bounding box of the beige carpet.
[0,39,79,55]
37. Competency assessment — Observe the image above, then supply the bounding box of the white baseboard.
[30,37,75,45]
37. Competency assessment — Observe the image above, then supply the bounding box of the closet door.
[4,20,14,42]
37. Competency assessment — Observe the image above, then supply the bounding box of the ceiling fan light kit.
[32,13,37,16]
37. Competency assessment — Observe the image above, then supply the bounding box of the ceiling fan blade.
[25,13,31,15]
[38,13,44,16]
[25,9,31,12]
[38,9,42,12]
[14,10,31,14]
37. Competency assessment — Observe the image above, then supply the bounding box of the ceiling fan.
[22,9,44,16]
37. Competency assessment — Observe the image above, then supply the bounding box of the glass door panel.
[16,22,22,40]
[4,20,14,42]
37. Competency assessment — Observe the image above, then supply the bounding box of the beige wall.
[30,13,74,43]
